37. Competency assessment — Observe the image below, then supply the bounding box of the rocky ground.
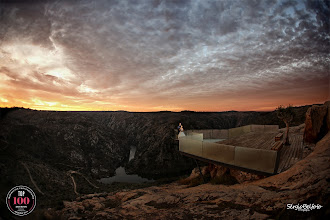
[0,103,326,219]
[39,132,330,219]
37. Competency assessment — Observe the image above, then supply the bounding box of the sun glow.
[1,42,76,81]
[3,43,60,66]
[46,67,76,81]
[32,98,57,107]
[78,84,99,94]
[0,97,9,103]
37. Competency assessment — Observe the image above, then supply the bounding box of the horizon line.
[1,102,326,113]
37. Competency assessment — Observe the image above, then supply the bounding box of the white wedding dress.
[178,130,186,138]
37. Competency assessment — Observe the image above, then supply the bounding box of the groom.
[177,123,182,134]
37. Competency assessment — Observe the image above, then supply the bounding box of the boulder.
[208,164,227,178]
[303,102,329,143]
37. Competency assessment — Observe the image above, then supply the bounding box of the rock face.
[179,164,263,186]
[0,110,128,177]
[304,101,330,143]
[0,105,313,219]
[0,110,132,216]
[54,133,330,219]
[50,103,329,219]
[327,101,330,131]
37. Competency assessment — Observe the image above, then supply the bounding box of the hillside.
[0,104,318,218]
[56,132,330,219]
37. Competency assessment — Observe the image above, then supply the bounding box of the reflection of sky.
[99,146,153,184]
[99,167,154,184]
[129,146,136,161]
[0,0,329,112]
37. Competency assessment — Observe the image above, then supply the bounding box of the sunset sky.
[0,0,329,112]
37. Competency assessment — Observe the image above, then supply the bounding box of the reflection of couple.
[177,122,185,138]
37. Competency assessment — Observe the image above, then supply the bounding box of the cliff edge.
[55,103,330,220]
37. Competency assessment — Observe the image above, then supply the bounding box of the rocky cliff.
[304,101,330,143]
[0,104,316,218]
[47,104,330,219]
[0,105,310,179]
[50,131,330,220]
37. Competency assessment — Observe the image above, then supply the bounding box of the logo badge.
[6,185,36,216]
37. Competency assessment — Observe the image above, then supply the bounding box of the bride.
[178,125,186,138]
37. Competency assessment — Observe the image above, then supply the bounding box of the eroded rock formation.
[54,132,330,219]
[51,104,329,219]
[304,101,330,143]
[0,104,320,219]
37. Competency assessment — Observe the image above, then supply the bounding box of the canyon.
[0,103,328,219]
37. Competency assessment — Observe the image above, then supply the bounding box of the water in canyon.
[99,146,154,184]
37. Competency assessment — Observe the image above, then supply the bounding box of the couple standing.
[177,122,185,138]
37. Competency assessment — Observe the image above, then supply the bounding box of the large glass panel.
[234,147,277,173]
[228,126,248,138]
[250,125,265,132]
[189,132,203,141]
[212,129,229,139]
[203,142,235,164]
[179,137,203,157]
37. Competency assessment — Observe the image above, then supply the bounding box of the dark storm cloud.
[0,0,329,111]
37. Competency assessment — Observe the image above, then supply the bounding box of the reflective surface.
[179,127,279,174]
[99,167,154,184]
[99,146,154,184]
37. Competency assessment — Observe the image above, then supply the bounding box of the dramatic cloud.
[0,0,329,111]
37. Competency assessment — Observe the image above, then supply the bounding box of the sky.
[0,0,329,112]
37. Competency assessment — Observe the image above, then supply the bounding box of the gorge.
[0,103,328,219]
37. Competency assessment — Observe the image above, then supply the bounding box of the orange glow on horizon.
[1,97,328,112]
